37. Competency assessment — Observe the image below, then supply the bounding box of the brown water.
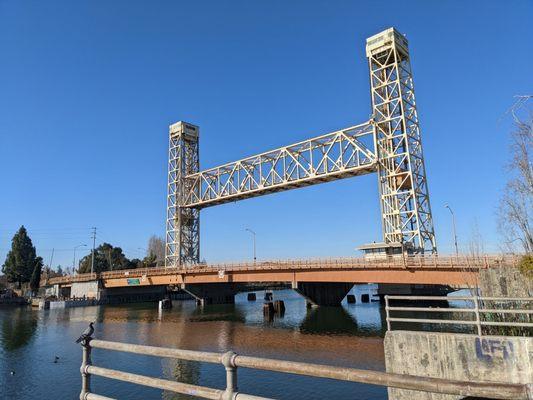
[0,288,388,400]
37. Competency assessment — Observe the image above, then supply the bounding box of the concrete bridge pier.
[182,283,240,306]
[293,282,353,307]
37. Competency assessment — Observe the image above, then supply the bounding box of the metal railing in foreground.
[78,336,532,400]
[385,295,533,335]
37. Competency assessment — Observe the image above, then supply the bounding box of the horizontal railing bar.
[387,318,478,325]
[386,295,533,302]
[480,321,533,328]
[86,365,223,400]
[479,297,533,302]
[387,307,475,313]
[386,296,474,301]
[233,355,530,399]
[85,393,116,400]
[235,394,274,400]
[387,307,532,314]
[388,318,532,328]
[90,339,221,364]
[479,309,533,314]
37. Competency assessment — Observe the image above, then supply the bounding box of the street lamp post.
[245,228,256,263]
[73,244,87,274]
[445,204,459,256]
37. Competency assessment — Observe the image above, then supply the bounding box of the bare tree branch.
[498,97,533,254]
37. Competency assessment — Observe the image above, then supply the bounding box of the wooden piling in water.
[273,300,285,314]
[263,302,275,317]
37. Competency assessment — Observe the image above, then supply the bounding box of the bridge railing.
[384,295,533,335]
[44,254,520,286]
[78,336,532,400]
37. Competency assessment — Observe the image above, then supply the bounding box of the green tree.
[2,226,39,288]
[141,253,157,268]
[78,243,135,273]
[29,257,44,294]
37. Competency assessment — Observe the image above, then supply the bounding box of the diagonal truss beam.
[181,122,377,209]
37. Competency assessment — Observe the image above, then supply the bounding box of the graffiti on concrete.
[475,337,514,362]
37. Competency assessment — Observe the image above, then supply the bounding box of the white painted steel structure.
[166,27,437,267]
[367,28,436,253]
[166,122,200,266]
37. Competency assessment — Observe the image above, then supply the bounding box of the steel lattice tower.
[165,122,200,267]
[366,28,436,253]
[165,27,437,267]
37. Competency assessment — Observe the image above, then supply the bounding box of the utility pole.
[444,205,459,256]
[91,227,97,274]
[73,244,87,274]
[105,248,113,271]
[49,248,55,271]
[245,228,256,263]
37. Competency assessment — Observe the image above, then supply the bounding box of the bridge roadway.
[44,255,517,306]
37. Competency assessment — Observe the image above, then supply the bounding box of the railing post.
[473,295,482,336]
[80,337,93,400]
[222,351,238,400]
[385,295,391,331]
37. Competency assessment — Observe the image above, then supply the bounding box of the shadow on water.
[0,306,38,351]
[299,306,360,335]
[189,303,246,323]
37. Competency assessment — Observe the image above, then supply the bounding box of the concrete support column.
[293,282,353,307]
[182,283,240,306]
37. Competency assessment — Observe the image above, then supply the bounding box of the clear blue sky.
[1,1,531,269]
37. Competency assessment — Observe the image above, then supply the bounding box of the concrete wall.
[479,267,532,297]
[71,281,100,299]
[45,284,60,297]
[49,299,98,309]
[384,330,532,400]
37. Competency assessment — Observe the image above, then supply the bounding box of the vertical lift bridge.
[165,27,437,267]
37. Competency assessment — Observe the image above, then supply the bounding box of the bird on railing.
[75,322,94,343]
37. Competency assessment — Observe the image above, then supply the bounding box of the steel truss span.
[184,122,376,208]
[166,27,437,267]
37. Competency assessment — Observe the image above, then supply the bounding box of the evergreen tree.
[78,243,135,273]
[2,226,39,288]
[29,256,44,294]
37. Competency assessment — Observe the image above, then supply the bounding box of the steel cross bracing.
[166,27,437,267]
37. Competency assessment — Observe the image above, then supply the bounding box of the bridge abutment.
[293,282,353,307]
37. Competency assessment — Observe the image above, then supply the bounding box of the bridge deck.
[43,255,518,288]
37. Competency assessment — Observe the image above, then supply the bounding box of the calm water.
[1,287,390,400]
